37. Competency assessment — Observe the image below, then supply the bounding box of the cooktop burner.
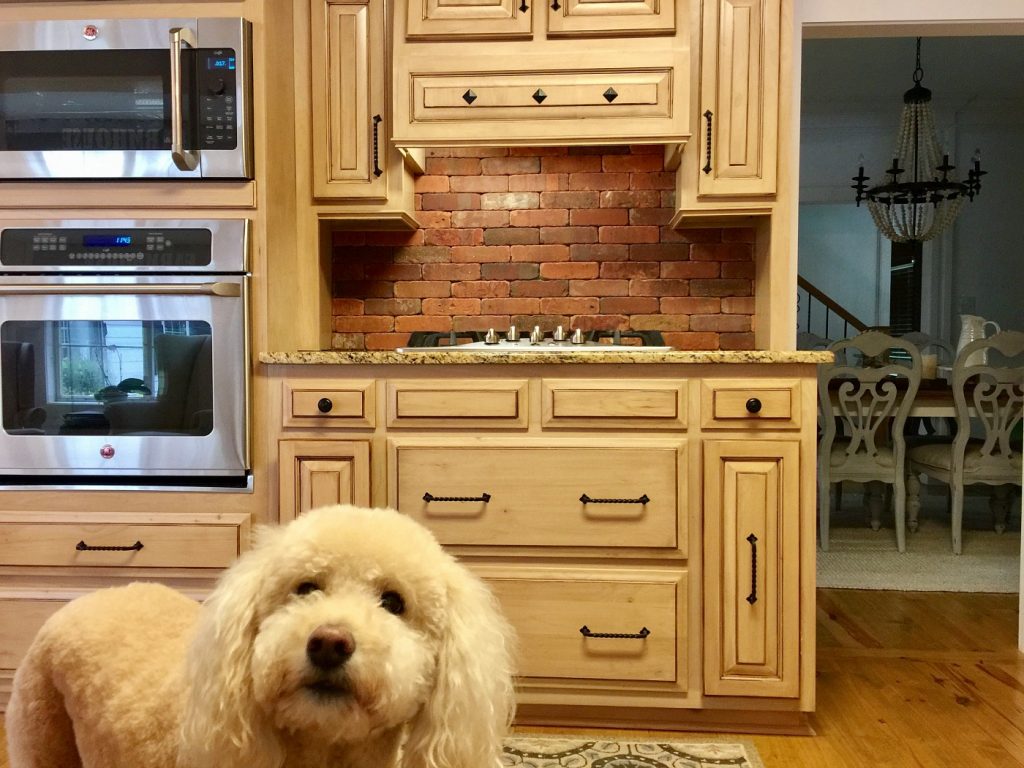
[402,327,669,352]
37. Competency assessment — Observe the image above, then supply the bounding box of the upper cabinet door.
[698,0,779,196]
[310,0,389,200]
[406,0,534,40]
[547,0,676,37]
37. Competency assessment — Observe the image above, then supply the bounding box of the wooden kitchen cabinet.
[405,0,534,39]
[547,0,677,37]
[278,439,371,521]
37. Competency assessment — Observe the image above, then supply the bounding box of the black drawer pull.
[76,540,143,553]
[580,625,651,640]
[580,493,649,505]
[317,397,333,413]
[423,492,491,503]
[703,109,714,174]
[551,0,560,9]
[746,397,762,414]
[746,533,758,605]
[371,114,383,178]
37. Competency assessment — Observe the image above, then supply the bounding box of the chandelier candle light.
[851,37,985,243]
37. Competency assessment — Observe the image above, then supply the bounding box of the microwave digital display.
[83,235,133,248]
[207,56,236,71]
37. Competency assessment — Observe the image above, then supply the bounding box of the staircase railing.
[797,275,867,342]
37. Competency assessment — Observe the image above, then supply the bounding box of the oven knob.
[99,444,115,459]
[208,78,227,96]
[82,24,99,41]
[317,398,334,414]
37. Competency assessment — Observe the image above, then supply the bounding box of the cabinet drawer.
[482,567,685,683]
[386,380,528,428]
[700,379,801,429]
[283,379,375,428]
[542,379,687,429]
[0,514,248,569]
[391,441,684,550]
[0,597,67,671]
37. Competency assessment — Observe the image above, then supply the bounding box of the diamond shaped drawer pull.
[532,89,547,104]
[603,87,618,103]
[462,89,478,105]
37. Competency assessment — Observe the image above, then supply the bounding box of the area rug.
[502,735,763,768]
[817,523,1020,592]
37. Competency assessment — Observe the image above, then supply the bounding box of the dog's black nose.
[306,626,356,670]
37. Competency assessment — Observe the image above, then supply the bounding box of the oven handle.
[0,283,241,297]
[170,27,200,172]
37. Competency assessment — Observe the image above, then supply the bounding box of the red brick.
[335,280,393,297]
[661,297,721,314]
[661,190,676,207]
[600,262,660,279]
[599,297,659,314]
[603,154,664,173]
[571,208,628,226]
[331,333,364,350]
[600,190,662,208]
[414,175,450,193]
[422,298,481,315]
[541,155,602,173]
[510,279,568,297]
[331,298,364,315]
[540,226,597,244]
[510,173,567,192]
[333,315,394,333]
[422,263,480,281]
[363,230,425,246]
[452,280,510,298]
[722,261,756,279]
[420,193,481,211]
[511,244,569,262]
[569,172,629,191]
[719,332,756,350]
[448,147,508,158]
[629,172,676,190]
[364,298,421,315]
[629,144,664,155]
[692,243,754,261]
[510,208,568,227]
[540,191,599,209]
[675,228,724,243]
[451,210,509,228]
[724,227,757,243]
[361,263,421,281]
[364,333,408,350]
[484,228,539,245]
[424,157,481,175]
[540,262,598,280]
[480,156,541,175]
[512,314,568,329]
[722,297,756,314]
[481,192,539,210]
[540,297,600,315]
[659,226,694,243]
[571,315,627,331]
[451,245,511,263]
[600,226,659,244]
[689,314,752,332]
[663,332,719,350]
[450,175,510,193]
[569,279,629,297]
[394,281,451,298]
[570,244,628,262]
[416,211,452,229]
[395,315,453,332]
[481,298,540,315]
[630,279,689,296]
[482,262,540,280]
[424,228,484,247]
[628,243,690,261]
[510,146,566,156]
[454,315,512,331]
[689,279,752,297]
[631,314,691,332]
[629,207,674,226]
[660,261,720,279]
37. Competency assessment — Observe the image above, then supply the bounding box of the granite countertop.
[259,349,833,365]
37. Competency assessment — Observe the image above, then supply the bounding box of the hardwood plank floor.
[1,589,1021,768]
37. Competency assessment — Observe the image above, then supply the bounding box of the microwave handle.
[170,27,200,172]
[0,283,241,298]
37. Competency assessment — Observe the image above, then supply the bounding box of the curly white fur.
[5,505,516,768]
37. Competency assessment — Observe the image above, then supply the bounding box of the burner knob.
[553,325,567,342]
[530,325,544,344]
[484,328,499,344]
[507,325,520,342]
[570,328,585,344]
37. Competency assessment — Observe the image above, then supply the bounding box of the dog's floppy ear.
[402,561,516,768]
[178,526,285,768]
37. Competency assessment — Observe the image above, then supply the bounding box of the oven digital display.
[207,56,236,71]
[83,235,133,248]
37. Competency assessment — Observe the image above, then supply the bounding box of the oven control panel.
[197,49,238,150]
[0,227,214,268]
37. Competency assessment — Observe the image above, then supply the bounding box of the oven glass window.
[1,320,213,436]
[0,50,185,152]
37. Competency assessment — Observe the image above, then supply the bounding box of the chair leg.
[866,481,884,531]
[991,485,1013,534]
[893,474,906,553]
[906,472,921,533]
[818,468,832,552]
[835,481,843,511]
[951,479,965,555]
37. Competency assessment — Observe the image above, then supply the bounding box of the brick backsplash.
[330,146,755,350]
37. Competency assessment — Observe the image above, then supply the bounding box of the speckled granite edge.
[259,350,833,365]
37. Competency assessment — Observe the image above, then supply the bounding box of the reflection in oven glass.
[1,320,213,436]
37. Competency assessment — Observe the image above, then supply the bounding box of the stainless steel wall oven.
[0,219,249,486]
[0,18,252,179]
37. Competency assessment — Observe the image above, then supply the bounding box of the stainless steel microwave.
[0,18,253,180]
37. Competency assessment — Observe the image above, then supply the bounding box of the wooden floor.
[1,589,1022,768]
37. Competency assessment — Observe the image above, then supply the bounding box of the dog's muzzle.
[306,625,356,671]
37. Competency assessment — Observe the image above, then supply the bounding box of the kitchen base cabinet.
[278,439,371,521]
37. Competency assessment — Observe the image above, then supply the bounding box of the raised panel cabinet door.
[279,440,371,522]
[703,440,799,697]
[697,0,779,196]
[547,0,676,37]
[406,0,534,40]
[310,0,389,199]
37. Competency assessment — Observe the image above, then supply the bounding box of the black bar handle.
[580,493,649,505]
[423,492,491,503]
[580,625,651,640]
[746,533,758,605]
[703,109,714,174]
[76,540,144,553]
[317,397,333,413]
[371,114,383,178]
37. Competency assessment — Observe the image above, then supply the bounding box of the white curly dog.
[6,504,516,768]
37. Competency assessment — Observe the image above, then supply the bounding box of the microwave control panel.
[197,49,238,150]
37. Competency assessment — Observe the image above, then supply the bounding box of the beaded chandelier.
[851,38,985,243]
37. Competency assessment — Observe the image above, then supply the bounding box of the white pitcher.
[956,314,1001,367]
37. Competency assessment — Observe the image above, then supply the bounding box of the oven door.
[0,274,248,478]
[0,18,252,179]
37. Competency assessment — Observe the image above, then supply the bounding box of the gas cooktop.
[398,327,672,353]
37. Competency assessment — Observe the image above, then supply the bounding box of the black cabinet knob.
[745,397,762,414]
[317,398,333,414]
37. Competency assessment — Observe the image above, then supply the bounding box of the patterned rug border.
[503,733,765,768]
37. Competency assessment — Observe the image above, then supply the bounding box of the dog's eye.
[294,581,322,596]
[380,590,405,615]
